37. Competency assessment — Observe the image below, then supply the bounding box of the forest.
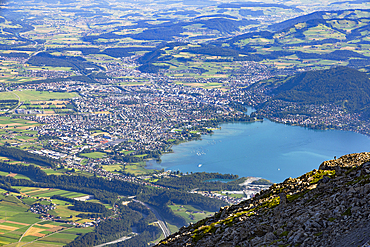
[66,215,160,247]
[270,66,370,115]
[50,195,111,216]
[27,52,104,72]
[0,146,58,168]
[154,172,241,191]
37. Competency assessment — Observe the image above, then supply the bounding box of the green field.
[120,150,134,155]
[0,90,77,102]
[0,92,18,100]
[123,162,157,176]
[102,164,122,173]
[80,151,106,159]
[168,204,214,224]
[0,194,43,246]
[15,187,88,199]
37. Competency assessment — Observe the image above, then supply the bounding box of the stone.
[279,193,287,207]
[264,232,276,242]
[318,175,330,184]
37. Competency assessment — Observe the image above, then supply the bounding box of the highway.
[133,199,171,238]
[94,235,136,247]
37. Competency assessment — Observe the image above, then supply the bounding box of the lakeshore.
[146,120,370,182]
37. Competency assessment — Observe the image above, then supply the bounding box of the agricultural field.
[0,193,93,246]
[0,90,76,117]
[168,204,214,225]
[0,116,42,150]
[15,187,88,200]
[122,162,158,176]
[0,90,77,102]
[101,164,123,174]
[0,185,109,222]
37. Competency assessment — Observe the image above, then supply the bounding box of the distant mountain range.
[129,8,370,72]
[268,8,370,31]
[215,9,370,66]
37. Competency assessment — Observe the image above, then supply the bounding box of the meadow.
[0,90,77,102]
[168,203,214,225]
[0,192,95,246]
[80,151,107,159]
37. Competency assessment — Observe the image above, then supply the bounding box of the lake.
[146,119,370,182]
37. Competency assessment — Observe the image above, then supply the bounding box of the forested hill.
[268,9,370,31]
[268,67,370,115]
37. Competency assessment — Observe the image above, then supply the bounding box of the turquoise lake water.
[146,120,370,182]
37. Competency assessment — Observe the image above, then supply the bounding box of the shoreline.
[142,118,370,183]
[266,116,370,138]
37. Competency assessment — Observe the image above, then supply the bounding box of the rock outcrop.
[157,152,370,247]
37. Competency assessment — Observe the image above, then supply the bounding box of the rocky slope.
[156,152,370,247]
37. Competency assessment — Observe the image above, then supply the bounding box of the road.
[18,220,45,243]
[94,235,136,247]
[133,199,171,238]
[18,224,70,247]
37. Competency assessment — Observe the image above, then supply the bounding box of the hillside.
[156,152,370,246]
[129,8,370,78]
[270,66,370,113]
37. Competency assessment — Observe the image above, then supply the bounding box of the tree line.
[50,195,111,216]
[0,146,58,168]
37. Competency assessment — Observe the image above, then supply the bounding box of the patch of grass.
[10,90,77,101]
[46,233,78,240]
[7,213,40,224]
[328,217,336,222]
[287,190,309,202]
[166,222,178,235]
[14,174,31,180]
[62,227,94,234]
[342,207,352,216]
[21,235,40,242]
[308,170,336,184]
[123,162,155,176]
[0,92,18,100]
[79,152,106,159]
[280,231,289,237]
[38,235,76,244]
[102,164,122,173]
[168,204,214,224]
[191,209,255,242]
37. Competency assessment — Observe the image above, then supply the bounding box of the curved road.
[133,199,171,238]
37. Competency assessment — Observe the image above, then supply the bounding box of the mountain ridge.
[271,67,370,112]
[156,152,370,246]
[252,66,370,121]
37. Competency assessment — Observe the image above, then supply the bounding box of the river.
[146,119,370,182]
